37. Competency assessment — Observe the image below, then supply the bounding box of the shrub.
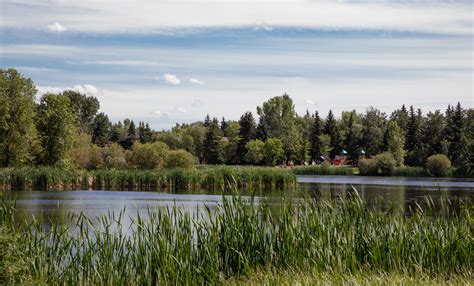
[68,133,103,170]
[101,144,127,169]
[127,143,168,169]
[426,154,452,177]
[165,150,196,169]
[374,152,396,176]
[358,158,378,175]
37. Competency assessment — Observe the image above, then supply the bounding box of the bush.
[426,154,452,177]
[165,150,196,169]
[358,158,378,175]
[374,152,396,176]
[101,144,127,169]
[127,142,169,169]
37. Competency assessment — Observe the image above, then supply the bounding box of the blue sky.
[1,0,472,129]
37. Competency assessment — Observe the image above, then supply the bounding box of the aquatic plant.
[0,194,471,284]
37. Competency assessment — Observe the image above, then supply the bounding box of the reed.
[293,165,357,176]
[0,166,296,191]
[0,194,471,285]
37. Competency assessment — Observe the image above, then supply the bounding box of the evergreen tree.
[36,93,77,165]
[220,117,228,136]
[405,106,423,166]
[310,111,322,161]
[203,114,211,127]
[137,122,153,144]
[446,103,468,167]
[92,112,111,147]
[203,117,222,164]
[0,69,38,167]
[390,104,409,135]
[128,121,137,137]
[324,110,340,158]
[236,112,256,163]
[344,112,361,163]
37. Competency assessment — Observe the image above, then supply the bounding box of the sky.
[1,0,472,130]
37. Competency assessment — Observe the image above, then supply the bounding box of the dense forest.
[1,68,473,175]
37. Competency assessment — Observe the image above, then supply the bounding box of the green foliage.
[310,111,322,162]
[318,134,332,157]
[127,142,169,169]
[358,158,379,176]
[405,106,423,166]
[203,117,223,164]
[0,226,31,284]
[36,93,77,166]
[62,90,100,133]
[293,165,357,175]
[236,112,256,163]
[393,166,428,177]
[374,152,397,176]
[257,93,301,160]
[386,121,405,166]
[361,107,386,157]
[426,154,452,177]
[0,69,38,167]
[92,112,111,147]
[263,138,285,166]
[164,150,195,169]
[324,110,342,158]
[68,133,103,169]
[244,139,264,165]
[101,143,128,169]
[343,111,362,163]
[0,195,471,284]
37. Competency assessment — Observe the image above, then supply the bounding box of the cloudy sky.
[1,0,472,129]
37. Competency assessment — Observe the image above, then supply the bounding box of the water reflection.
[4,175,473,228]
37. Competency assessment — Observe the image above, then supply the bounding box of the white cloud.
[36,84,99,97]
[162,73,181,85]
[306,99,315,105]
[190,78,205,85]
[1,1,471,35]
[73,84,98,95]
[46,22,66,32]
[172,106,187,113]
[154,109,164,116]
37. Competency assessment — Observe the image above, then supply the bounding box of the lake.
[4,175,473,224]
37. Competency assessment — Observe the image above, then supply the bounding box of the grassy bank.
[0,194,472,285]
[0,166,296,191]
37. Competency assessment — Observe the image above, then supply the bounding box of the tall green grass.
[0,194,471,284]
[293,165,357,175]
[0,166,296,191]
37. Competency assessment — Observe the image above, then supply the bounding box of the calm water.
[4,176,473,224]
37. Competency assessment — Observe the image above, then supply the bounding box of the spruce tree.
[405,106,423,166]
[447,103,468,167]
[324,110,340,158]
[310,111,322,161]
[236,112,256,163]
[203,117,222,164]
[344,112,360,163]
[128,121,136,137]
[92,112,111,147]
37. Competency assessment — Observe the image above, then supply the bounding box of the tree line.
[1,69,472,174]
